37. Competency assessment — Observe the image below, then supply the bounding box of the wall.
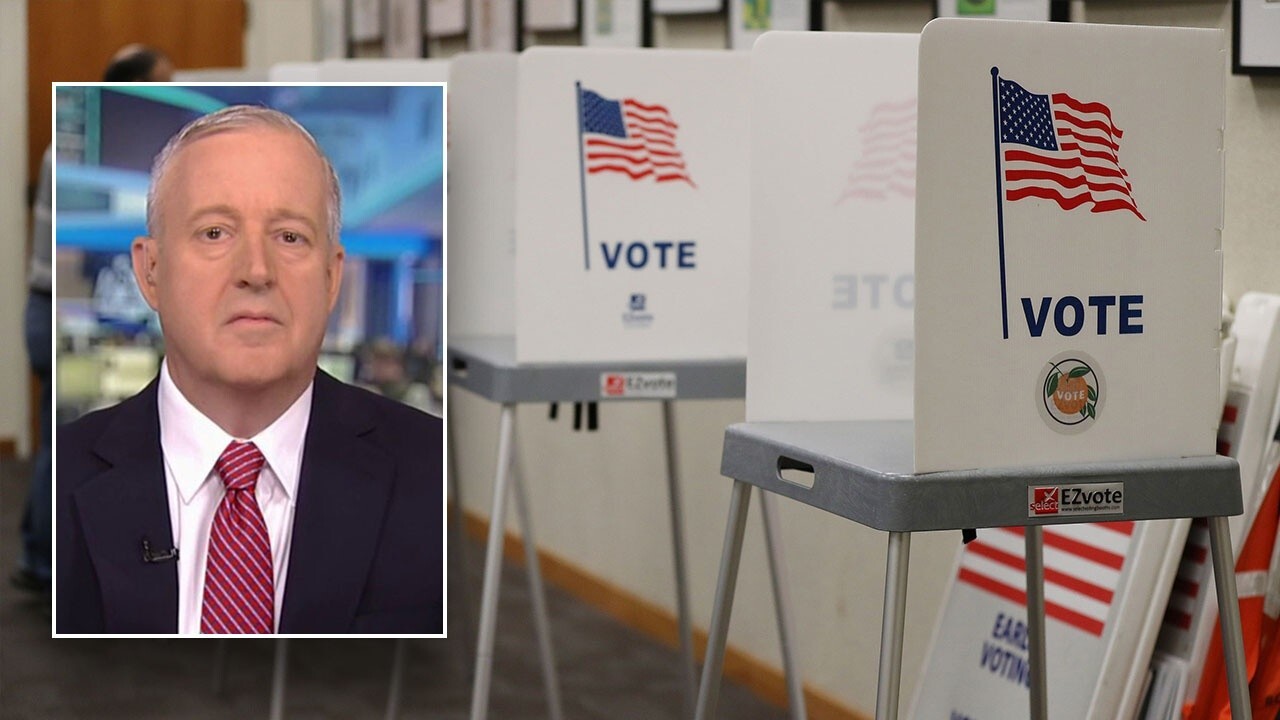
[1,0,30,457]
[191,1,1280,715]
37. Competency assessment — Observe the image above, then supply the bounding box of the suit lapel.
[74,380,179,633]
[279,372,394,633]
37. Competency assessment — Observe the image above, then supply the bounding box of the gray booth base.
[448,335,746,403]
[447,336,805,720]
[696,420,1249,720]
[721,420,1242,531]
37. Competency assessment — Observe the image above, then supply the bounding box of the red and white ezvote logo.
[1030,486,1060,516]
[603,374,626,396]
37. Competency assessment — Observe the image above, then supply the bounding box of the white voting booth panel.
[448,53,519,337]
[514,48,750,364]
[910,19,1226,720]
[914,20,1224,474]
[317,59,451,81]
[747,31,916,422]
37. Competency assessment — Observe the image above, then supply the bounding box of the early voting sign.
[910,18,1226,720]
[515,48,749,363]
[747,32,917,422]
[448,53,518,337]
[914,19,1225,474]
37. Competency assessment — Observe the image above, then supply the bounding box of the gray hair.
[145,105,342,245]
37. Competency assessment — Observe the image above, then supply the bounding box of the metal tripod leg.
[759,491,807,720]
[269,639,288,720]
[661,399,698,719]
[469,404,517,720]
[212,639,229,695]
[511,449,565,720]
[448,410,477,679]
[875,531,910,720]
[1207,515,1253,719]
[384,639,408,720]
[1025,526,1047,720]
[694,480,754,720]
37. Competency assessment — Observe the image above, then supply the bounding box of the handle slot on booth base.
[450,357,469,379]
[777,456,816,489]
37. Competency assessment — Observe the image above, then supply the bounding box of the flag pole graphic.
[991,66,1009,340]
[575,81,591,271]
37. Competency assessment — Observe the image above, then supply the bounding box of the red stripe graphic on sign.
[958,568,1106,637]
[956,523,1132,637]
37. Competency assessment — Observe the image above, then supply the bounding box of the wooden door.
[27,0,247,185]
[25,0,246,449]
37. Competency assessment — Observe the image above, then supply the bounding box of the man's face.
[133,127,344,396]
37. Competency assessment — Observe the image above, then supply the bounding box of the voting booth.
[746,31,917,423]
[449,53,519,339]
[515,48,750,363]
[694,19,1249,720]
[448,47,759,720]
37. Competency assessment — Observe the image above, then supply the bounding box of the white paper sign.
[583,0,643,48]
[914,19,1225,473]
[427,0,467,37]
[470,0,519,50]
[514,48,750,363]
[448,53,519,337]
[526,0,579,31]
[729,0,809,51]
[746,32,917,422]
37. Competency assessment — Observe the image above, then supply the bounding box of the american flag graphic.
[997,76,1145,221]
[579,86,695,187]
[958,522,1134,637]
[837,97,916,204]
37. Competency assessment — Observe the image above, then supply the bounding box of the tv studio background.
[53,84,445,422]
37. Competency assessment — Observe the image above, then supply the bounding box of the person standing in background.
[102,44,174,83]
[11,42,175,596]
[11,147,52,595]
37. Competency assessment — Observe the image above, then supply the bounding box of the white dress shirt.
[157,361,313,634]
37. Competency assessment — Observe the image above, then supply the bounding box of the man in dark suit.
[56,105,443,634]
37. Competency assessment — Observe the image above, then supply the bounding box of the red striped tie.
[201,441,274,634]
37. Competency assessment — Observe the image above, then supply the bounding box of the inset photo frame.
[1234,0,1280,75]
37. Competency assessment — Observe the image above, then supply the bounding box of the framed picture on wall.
[469,0,521,50]
[426,0,468,37]
[318,0,351,58]
[352,0,383,41]
[525,0,579,31]
[1234,0,1280,75]
[386,0,426,57]
[727,0,813,50]
[583,0,647,47]
[651,0,722,18]
[934,0,1050,20]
